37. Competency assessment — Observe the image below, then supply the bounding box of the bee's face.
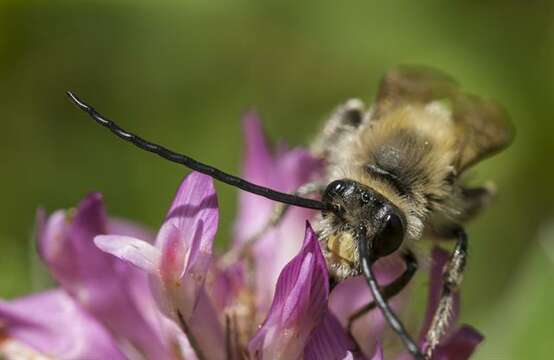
[322,179,406,262]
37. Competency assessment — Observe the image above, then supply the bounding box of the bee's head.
[322,179,406,259]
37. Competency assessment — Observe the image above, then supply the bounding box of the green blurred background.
[1,1,553,358]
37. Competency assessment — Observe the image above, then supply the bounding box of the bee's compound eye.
[373,213,404,258]
[324,180,349,200]
[331,180,347,194]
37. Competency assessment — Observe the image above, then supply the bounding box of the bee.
[68,66,514,359]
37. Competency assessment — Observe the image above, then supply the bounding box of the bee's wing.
[373,65,514,172]
[452,93,514,171]
[373,65,459,118]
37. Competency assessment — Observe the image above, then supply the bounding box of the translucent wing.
[451,93,514,171]
[373,65,514,171]
[372,65,459,118]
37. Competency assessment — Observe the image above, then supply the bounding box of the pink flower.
[95,172,225,360]
[0,114,483,360]
[94,171,355,359]
[1,194,171,359]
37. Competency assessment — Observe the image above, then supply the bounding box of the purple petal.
[155,172,219,319]
[152,172,225,359]
[182,289,226,360]
[419,248,460,339]
[0,290,125,360]
[370,343,384,360]
[94,235,160,273]
[303,311,356,360]
[163,172,219,251]
[37,210,68,265]
[248,223,330,359]
[101,220,163,341]
[208,261,246,311]
[158,172,218,280]
[38,193,169,359]
[0,338,53,359]
[234,112,280,245]
[234,114,323,312]
[159,224,188,283]
[432,325,484,360]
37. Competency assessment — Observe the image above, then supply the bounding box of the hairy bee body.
[311,67,513,281]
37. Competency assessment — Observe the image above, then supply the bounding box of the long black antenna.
[357,225,425,360]
[67,91,332,212]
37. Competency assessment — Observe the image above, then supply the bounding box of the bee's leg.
[222,181,325,265]
[247,181,325,242]
[311,99,366,158]
[424,227,468,358]
[347,251,418,333]
[268,181,325,233]
[459,183,496,221]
